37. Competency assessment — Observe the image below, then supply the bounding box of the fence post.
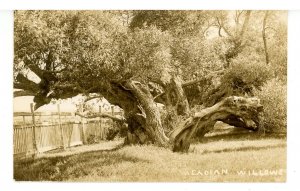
[111,106,114,116]
[67,114,73,148]
[57,104,65,150]
[80,104,86,144]
[22,116,26,126]
[30,103,38,158]
[99,106,102,139]
[111,106,115,131]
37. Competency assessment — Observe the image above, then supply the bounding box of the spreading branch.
[75,112,125,123]
[215,17,233,37]
[182,70,224,87]
[169,96,263,152]
[84,95,103,102]
[234,10,244,25]
[14,90,35,97]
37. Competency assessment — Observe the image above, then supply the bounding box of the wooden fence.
[13,103,122,159]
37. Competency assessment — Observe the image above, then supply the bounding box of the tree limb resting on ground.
[169,96,263,152]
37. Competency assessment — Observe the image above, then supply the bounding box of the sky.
[14,96,77,112]
[13,94,115,112]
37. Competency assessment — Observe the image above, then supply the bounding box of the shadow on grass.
[201,143,286,155]
[198,131,286,144]
[39,142,125,159]
[14,146,148,181]
[14,131,286,181]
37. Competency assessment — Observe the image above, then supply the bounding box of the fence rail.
[13,104,122,160]
[14,112,74,116]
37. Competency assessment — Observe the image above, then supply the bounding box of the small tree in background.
[254,78,287,133]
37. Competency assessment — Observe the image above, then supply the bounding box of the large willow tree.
[14,10,286,152]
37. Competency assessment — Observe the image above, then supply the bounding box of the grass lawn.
[14,134,286,182]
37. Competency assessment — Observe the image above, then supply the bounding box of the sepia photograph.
[13,10,287,182]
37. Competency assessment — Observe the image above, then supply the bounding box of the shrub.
[254,78,287,133]
[221,61,273,95]
[202,62,273,106]
[87,134,99,144]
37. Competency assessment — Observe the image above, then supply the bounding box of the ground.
[14,132,286,182]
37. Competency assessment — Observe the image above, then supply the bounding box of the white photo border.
[0,0,299,10]
[1,2,299,191]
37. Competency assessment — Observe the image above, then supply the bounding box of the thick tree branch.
[154,71,223,104]
[219,114,258,131]
[125,80,170,146]
[170,96,263,152]
[169,76,190,115]
[23,57,44,79]
[14,90,35,97]
[14,74,40,92]
[75,112,125,123]
[84,95,103,102]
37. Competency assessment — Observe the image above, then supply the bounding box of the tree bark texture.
[169,96,263,152]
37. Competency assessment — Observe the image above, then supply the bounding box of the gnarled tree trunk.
[15,62,264,152]
[169,96,263,152]
[74,78,264,153]
[125,81,170,147]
